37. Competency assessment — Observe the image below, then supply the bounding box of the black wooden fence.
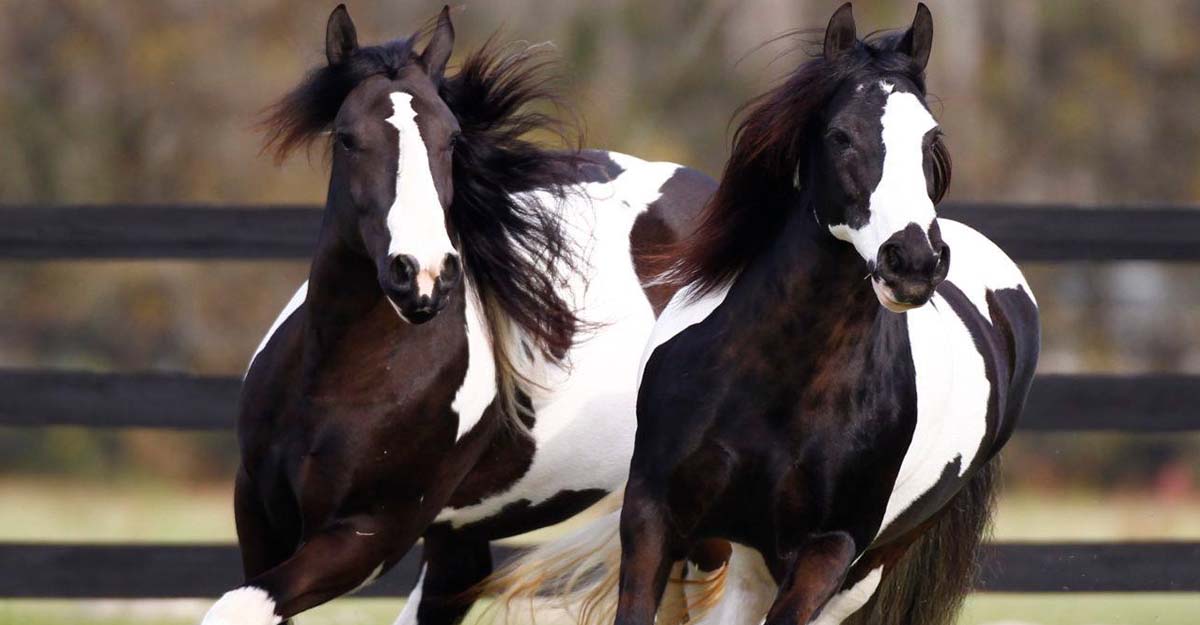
[3,202,1200,598]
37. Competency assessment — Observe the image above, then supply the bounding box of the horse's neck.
[303,231,389,348]
[739,204,892,354]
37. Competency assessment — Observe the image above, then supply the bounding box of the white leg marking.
[385,91,456,296]
[810,566,883,625]
[685,543,775,625]
[450,281,497,442]
[392,565,427,625]
[201,586,282,625]
[246,281,307,376]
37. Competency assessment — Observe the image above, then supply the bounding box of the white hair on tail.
[478,489,731,625]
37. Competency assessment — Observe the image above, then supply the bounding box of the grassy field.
[1,477,1197,624]
[4,476,1199,543]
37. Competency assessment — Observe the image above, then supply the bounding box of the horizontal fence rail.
[2,370,1196,432]
[4,203,1200,261]
[2,203,1198,601]
[1,542,1196,598]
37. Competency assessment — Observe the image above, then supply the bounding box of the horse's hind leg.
[762,532,857,625]
[392,525,492,625]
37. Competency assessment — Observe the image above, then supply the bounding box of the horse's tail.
[845,457,1000,625]
[477,490,626,625]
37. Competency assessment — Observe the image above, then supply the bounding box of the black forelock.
[260,37,421,162]
[667,30,946,296]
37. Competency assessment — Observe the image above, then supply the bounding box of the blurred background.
[1,0,1198,623]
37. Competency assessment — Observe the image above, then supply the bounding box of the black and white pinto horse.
[200,6,713,625]
[487,5,1039,625]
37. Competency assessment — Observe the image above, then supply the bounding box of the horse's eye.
[335,131,359,152]
[448,132,461,151]
[827,128,853,151]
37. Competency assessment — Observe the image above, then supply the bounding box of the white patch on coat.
[938,219,1036,314]
[391,565,426,625]
[451,280,498,442]
[874,217,1034,538]
[637,280,731,385]
[876,290,990,536]
[201,586,281,625]
[810,566,883,625]
[684,543,775,625]
[434,151,677,528]
[385,91,456,298]
[246,281,307,376]
[829,90,937,264]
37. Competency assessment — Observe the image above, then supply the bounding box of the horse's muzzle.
[379,253,462,323]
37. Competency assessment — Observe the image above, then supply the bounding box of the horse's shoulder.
[637,281,733,387]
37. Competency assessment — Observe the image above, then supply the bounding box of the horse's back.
[431,150,715,535]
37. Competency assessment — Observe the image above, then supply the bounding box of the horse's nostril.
[391,255,418,284]
[880,242,904,274]
[441,254,462,284]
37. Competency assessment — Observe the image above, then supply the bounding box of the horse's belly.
[874,297,992,539]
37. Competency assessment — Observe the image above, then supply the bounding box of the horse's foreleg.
[232,467,297,581]
[613,483,678,625]
[392,525,492,625]
[762,532,856,625]
[202,514,415,625]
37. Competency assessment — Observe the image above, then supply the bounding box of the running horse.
[487,5,1039,625]
[200,5,713,625]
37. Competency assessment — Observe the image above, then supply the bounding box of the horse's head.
[812,3,951,312]
[323,6,462,323]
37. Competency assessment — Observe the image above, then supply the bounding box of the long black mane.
[669,32,951,295]
[261,31,585,388]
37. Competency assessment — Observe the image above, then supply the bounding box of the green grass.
[3,476,1198,543]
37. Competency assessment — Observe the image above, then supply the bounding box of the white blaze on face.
[830,83,938,264]
[385,91,456,297]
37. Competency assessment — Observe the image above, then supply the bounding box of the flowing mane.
[260,30,586,411]
[668,31,951,296]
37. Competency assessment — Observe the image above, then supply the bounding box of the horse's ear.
[420,6,455,82]
[326,4,359,66]
[898,3,933,71]
[823,3,857,61]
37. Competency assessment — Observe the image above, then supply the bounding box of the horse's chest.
[875,294,993,538]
